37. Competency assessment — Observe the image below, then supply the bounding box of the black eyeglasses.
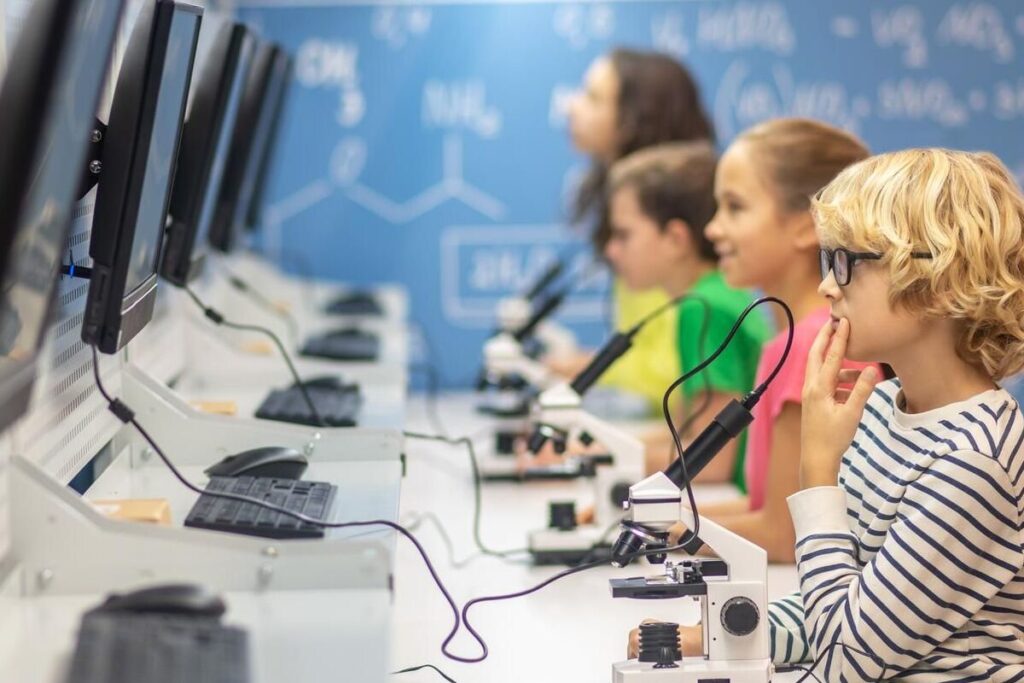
[819,247,932,286]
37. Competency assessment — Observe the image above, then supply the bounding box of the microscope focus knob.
[721,597,760,636]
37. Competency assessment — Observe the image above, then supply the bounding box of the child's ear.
[665,218,694,253]
[790,211,819,251]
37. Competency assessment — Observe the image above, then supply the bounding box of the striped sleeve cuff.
[787,487,847,538]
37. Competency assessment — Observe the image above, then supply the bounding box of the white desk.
[0,583,391,683]
[391,393,803,682]
[223,250,409,323]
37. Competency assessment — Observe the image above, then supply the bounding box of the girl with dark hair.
[549,48,716,414]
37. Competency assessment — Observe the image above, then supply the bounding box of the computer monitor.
[208,42,288,254]
[160,21,254,287]
[0,0,125,431]
[245,51,292,233]
[81,0,202,353]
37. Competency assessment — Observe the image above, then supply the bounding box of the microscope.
[524,328,646,565]
[477,270,577,462]
[478,258,586,404]
[608,395,772,682]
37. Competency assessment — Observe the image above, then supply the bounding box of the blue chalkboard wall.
[235,0,1024,386]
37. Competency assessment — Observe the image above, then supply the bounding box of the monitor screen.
[161,21,253,286]
[0,0,125,430]
[82,0,201,353]
[208,42,285,254]
[127,8,202,294]
[245,51,291,233]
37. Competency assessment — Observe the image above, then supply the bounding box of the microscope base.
[612,657,772,682]
[528,525,612,566]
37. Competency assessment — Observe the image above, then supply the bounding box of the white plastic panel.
[0,0,220,572]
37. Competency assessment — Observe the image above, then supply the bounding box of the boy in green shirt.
[605,142,771,485]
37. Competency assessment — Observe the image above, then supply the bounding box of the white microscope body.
[481,332,557,390]
[481,296,579,392]
[526,382,646,564]
[609,471,772,682]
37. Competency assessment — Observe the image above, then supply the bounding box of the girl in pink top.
[745,308,876,511]
[698,118,881,563]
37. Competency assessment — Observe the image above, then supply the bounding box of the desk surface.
[0,585,391,683]
[0,390,804,683]
[391,393,803,683]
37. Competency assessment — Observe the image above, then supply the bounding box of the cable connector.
[106,398,135,424]
[203,308,224,325]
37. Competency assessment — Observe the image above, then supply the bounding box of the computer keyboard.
[324,291,383,316]
[67,611,250,683]
[301,329,380,361]
[255,385,362,427]
[184,476,337,540]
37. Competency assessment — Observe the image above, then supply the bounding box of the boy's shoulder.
[864,379,1024,485]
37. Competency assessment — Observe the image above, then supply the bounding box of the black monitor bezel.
[161,21,252,287]
[207,42,284,254]
[244,51,292,233]
[82,0,202,354]
[0,0,125,431]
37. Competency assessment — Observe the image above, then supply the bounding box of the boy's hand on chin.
[800,318,879,489]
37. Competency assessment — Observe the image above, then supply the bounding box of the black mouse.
[326,326,367,339]
[95,584,226,618]
[205,446,308,479]
[337,291,375,305]
[293,375,357,392]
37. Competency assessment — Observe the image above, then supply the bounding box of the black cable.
[668,294,713,467]
[575,294,712,564]
[403,510,483,569]
[391,664,458,683]
[89,344,469,658]
[225,270,300,343]
[446,534,713,664]
[443,297,795,664]
[89,299,795,669]
[91,345,686,666]
[577,516,625,564]
[662,296,794,550]
[181,285,326,428]
[404,430,528,560]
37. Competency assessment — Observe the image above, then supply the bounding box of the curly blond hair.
[812,148,1024,380]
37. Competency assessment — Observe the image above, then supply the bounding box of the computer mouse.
[326,326,366,339]
[204,446,308,479]
[95,584,226,618]
[337,291,375,305]
[293,375,356,392]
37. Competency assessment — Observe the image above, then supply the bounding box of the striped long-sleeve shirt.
[767,379,1024,681]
